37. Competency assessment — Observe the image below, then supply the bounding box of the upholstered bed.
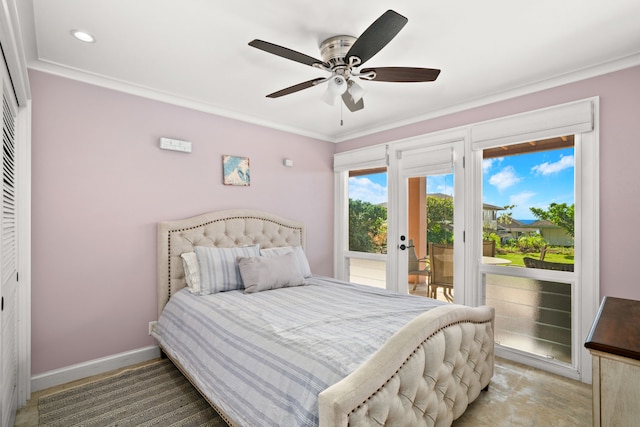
[152,209,495,426]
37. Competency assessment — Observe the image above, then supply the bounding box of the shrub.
[516,235,547,253]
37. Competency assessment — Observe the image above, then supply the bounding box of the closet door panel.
[0,58,18,427]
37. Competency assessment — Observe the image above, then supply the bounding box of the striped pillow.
[195,245,260,294]
[260,246,312,278]
[180,252,201,294]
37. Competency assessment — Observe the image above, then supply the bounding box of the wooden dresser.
[585,296,640,427]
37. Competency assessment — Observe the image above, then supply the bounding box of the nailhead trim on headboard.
[157,210,305,317]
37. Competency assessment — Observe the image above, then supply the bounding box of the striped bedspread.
[154,276,445,427]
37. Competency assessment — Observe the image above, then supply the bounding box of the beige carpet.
[38,359,228,427]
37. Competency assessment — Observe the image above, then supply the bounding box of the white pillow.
[238,252,305,294]
[260,246,312,278]
[195,245,260,294]
[180,252,201,294]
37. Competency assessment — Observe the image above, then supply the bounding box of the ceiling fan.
[248,10,441,112]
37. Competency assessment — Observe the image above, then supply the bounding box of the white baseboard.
[31,345,161,393]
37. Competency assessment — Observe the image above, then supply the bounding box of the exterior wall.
[540,228,574,247]
[29,70,335,375]
[337,65,640,303]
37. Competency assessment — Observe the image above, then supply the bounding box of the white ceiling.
[16,0,640,142]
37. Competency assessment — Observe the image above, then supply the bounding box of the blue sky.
[348,147,575,220]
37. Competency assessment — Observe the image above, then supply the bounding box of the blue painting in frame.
[223,155,250,186]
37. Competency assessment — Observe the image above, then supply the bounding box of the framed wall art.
[222,155,250,186]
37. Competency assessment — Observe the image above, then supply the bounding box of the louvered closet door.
[0,59,18,427]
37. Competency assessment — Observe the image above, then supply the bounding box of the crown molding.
[28,51,640,144]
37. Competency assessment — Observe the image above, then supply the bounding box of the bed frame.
[157,209,495,427]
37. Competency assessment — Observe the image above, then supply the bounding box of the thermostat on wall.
[159,137,192,153]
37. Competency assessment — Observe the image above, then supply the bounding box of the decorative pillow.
[238,252,305,294]
[195,244,260,294]
[180,252,201,294]
[260,246,312,278]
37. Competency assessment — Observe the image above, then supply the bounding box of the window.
[347,168,388,288]
[333,145,388,289]
[470,98,598,381]
[481,136,575,364]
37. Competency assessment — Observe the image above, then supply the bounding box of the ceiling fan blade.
[346,10,408,66]
[266,78,326,98]
[342,92,364,112]
[249,39,327,68]
[361,67,441,82]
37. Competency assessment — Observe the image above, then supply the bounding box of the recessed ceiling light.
[71,30,95,43]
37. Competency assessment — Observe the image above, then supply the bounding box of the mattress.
[154,276,446,426]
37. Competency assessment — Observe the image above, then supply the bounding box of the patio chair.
[482,240,496,257]
[523,257,574,272]
[408,240,430,291]
[428,243,454,302]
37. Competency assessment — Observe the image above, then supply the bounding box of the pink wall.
[31,65,640,375]
[338,65,640,303]
[30,70,336,375]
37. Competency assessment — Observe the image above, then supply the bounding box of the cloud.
[482,157,503,174]
[349,176,387,204]
[532,155,574,175]
[510,191,536,206]
[488,166,521,191]
[427,175,454,196]
[507,191,537,218]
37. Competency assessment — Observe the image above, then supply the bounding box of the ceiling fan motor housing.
[320,35,356,67]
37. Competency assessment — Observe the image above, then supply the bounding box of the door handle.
[399,235,407,250]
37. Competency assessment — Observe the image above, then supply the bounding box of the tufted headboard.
[157,209,306,317]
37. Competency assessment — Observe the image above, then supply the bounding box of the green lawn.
[497,250,574,267]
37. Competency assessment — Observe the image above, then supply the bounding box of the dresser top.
[585,296,640,361]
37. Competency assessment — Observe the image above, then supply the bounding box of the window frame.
[333,145,388,281]
[467,98,598,381]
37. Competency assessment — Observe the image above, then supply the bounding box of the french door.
[334,98,598,382]
[387,137,465,300]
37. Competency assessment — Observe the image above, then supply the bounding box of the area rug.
[38,359,228,426]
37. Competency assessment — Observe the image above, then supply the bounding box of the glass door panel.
[392,141,462,300]
[407,174,456,301]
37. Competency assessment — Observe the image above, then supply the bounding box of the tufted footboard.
[318,304,495,427]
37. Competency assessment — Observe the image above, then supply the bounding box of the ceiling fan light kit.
[248,10,441,113]
[347,80,365,103]
[322,75,348,106]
